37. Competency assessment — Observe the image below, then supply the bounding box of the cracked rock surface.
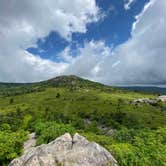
[9,133,117,166]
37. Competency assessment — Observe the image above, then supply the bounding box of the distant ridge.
[1,75,166,94]
[121,86,166,95]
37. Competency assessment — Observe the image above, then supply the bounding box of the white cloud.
[63,0,166,85]
[109,0,166,84]
[124,0,136,10]
[105,0,166,84]
[0,50,68,82]
[112,61,121,68]
[63,41,111,81]
[1,0,166,85]
[0,0,100,82]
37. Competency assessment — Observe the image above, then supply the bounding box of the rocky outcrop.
[133,98,158,105]
[9,133,117,166]
[132,95,166,106]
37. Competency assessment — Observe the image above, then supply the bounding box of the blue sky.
[27,0,149,62]
[0,0,166,84]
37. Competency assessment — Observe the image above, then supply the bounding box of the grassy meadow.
[0,76,166,165]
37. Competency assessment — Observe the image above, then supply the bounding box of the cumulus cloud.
[108,0,166,84]
[1,0,166,85]
[61,0,166,85]
[0,0,100,82]
[62,41,112,81]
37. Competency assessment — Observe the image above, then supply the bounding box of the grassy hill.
[0,75,166,165]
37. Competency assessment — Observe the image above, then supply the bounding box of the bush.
[34,121,76,145]
[85,121,101,134]
[109,127,166,166]
[108,143,137,166]
[0,130,28,165]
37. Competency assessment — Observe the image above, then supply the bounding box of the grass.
[0,76,166,165]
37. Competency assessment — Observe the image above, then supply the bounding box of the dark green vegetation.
[0,75,166,165]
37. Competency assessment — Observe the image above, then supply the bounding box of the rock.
[98,125,116,136]
[158,95,166,102]
[106,129,116,136]
[132,98,157,105]
[131,95,166,106]
[9,133,117,166]
[24,133,36,154]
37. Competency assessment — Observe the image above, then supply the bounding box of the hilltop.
[43,75,104,88]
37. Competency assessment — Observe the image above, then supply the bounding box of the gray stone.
[9,133,117,166]
[24,133,36,154]
[158,95,166,102]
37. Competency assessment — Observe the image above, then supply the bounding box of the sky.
[0,0,166,85]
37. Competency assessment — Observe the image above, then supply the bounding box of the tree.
[9,98,14,104]
[56,93,60,98]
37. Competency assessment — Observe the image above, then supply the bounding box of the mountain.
[0,75,166,166]
[0,75,105,88]
[2,75,166,94]
[0,75,106,88]
[0,75,117,97]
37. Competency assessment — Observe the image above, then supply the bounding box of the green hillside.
[0,75,166,165]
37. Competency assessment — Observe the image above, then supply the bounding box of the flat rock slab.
[9,133,117,166]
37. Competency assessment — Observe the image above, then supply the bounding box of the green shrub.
[108,143,137,166]
[109,127,166,166]
[85,121,101,134]
[34,121,76,145]
[0,130,28,165]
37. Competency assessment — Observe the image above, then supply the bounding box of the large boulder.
[9,133,117,166]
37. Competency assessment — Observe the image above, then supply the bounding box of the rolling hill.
[0,75,166,165]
